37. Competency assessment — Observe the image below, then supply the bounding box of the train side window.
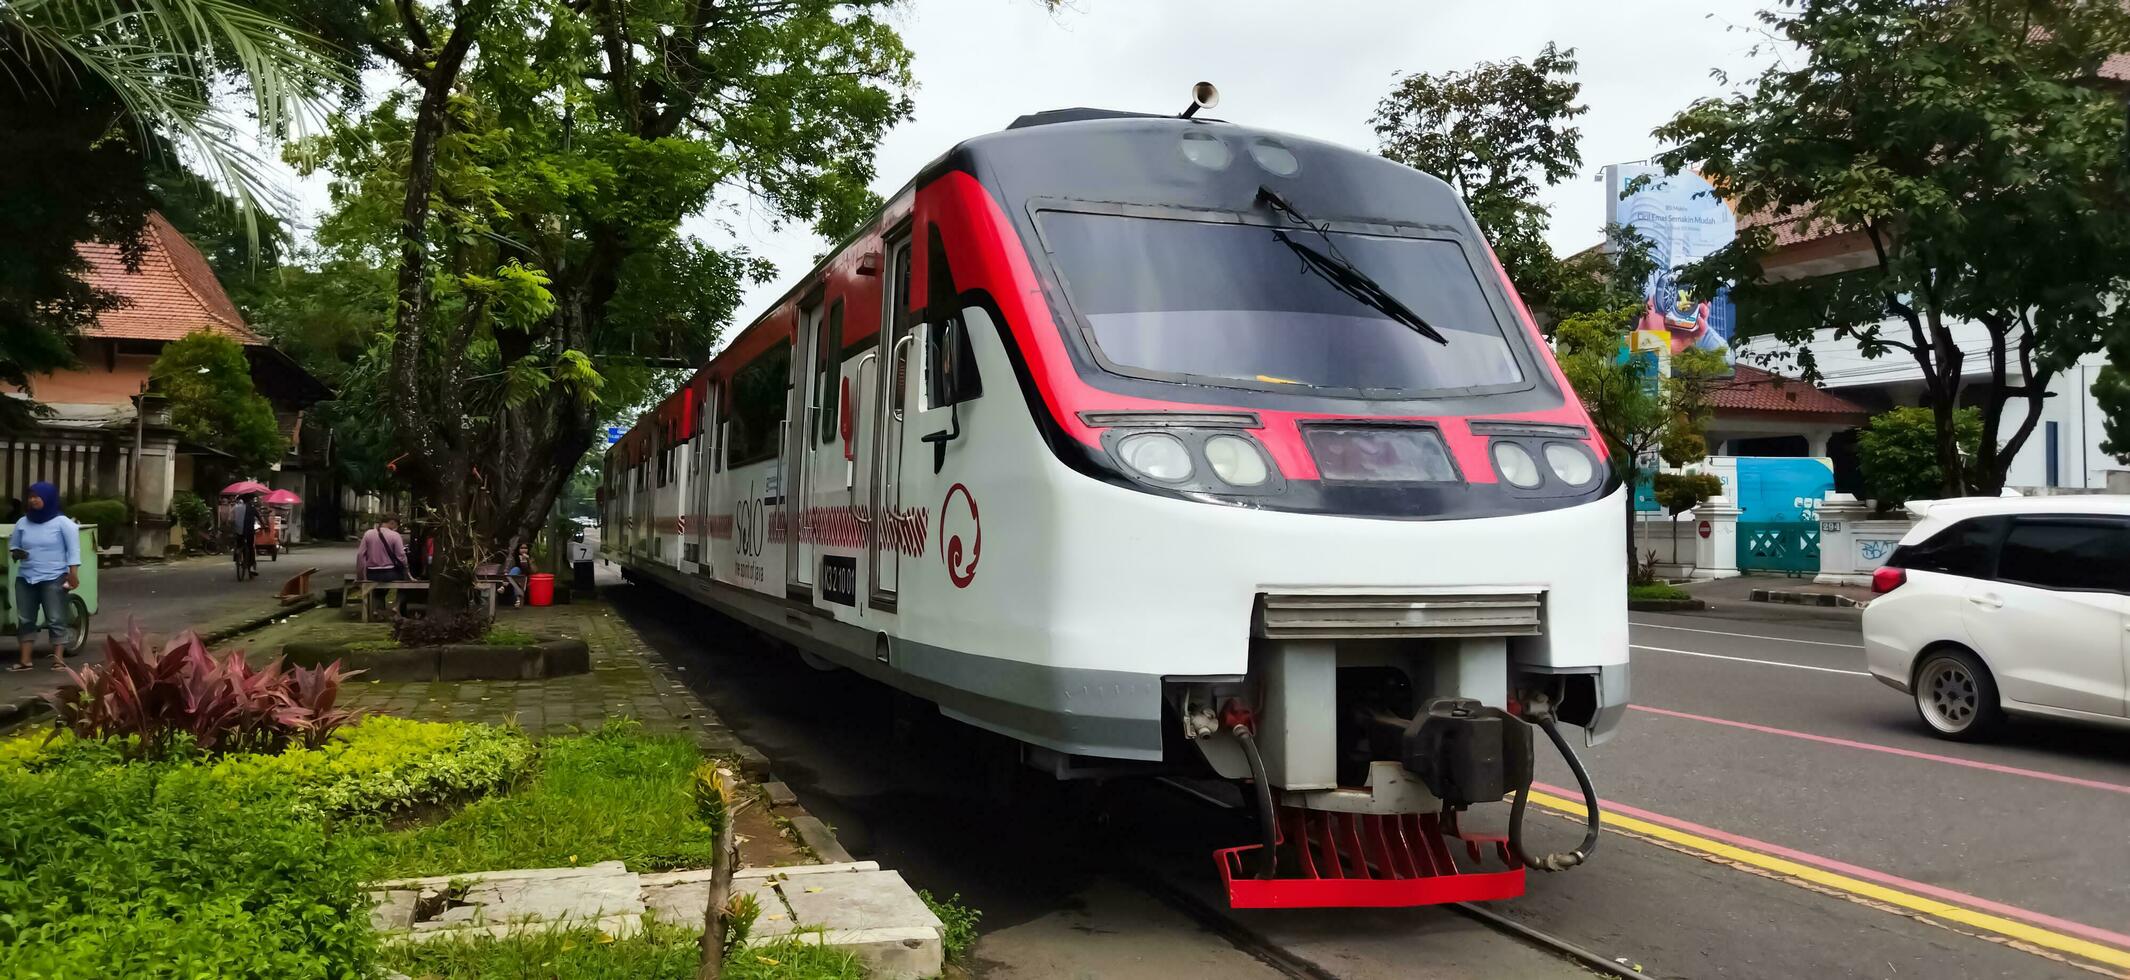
[924,225,981,410]
[727,345,790,467]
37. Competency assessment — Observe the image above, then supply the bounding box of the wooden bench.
[353,579,501,621]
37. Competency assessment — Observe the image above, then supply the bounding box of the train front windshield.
[1039,210,1525,397]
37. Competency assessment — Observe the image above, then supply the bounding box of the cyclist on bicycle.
[232,491,260,578]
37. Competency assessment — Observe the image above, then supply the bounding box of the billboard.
[1604,163,1738,375]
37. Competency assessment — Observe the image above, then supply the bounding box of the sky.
[279,0,1777,352]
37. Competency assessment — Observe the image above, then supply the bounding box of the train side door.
[694,381,719,577]
[868,236,914,606]
[806,301,848,598]
[786,299,823,596]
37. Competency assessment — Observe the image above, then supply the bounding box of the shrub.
[171,489,211,534]
[920,890,982,963]
[48,625,361,759]
[1629,582,1692,602]
[1857,406,1983,510]
[0,761,376,977]
[208,715,535,821]
[1651,471,1722,515]
[68,496,130,530]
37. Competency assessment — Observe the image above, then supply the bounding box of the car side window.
[1996,519,2130,594]
[1891,517,2002,579]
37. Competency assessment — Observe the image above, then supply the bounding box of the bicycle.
[233,536,258,581]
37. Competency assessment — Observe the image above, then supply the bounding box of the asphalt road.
[611,585,2130,979]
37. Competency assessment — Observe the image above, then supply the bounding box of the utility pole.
[127,382,146,561]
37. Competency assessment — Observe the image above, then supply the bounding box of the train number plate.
[820,555,857,606]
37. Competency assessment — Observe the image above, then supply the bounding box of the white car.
[1863,495,2130,740]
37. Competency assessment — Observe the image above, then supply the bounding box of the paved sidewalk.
[1,541,356,727]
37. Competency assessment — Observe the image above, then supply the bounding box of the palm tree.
[1,0,350,243]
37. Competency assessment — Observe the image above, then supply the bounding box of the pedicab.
[1,520,99,653]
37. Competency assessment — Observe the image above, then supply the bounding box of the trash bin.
[527,572,555,607]
[572,559,595,592]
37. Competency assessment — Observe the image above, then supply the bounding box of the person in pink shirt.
[356,515,411,582]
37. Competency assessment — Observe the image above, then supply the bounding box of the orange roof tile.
[74,212,260,345]
[1710,365,1871,420]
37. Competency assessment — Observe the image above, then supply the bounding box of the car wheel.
[1913,648,2004,741]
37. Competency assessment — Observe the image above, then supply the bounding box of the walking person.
[9,482,80,671]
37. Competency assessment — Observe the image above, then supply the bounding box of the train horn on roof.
[1180,81,1219,119]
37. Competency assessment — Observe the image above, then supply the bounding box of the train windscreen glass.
[1040,211,1524,396]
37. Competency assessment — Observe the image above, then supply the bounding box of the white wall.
[1739,325,2125,491]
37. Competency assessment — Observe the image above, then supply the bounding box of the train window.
[815,301,844,444]
[726,345,790,467]
[924,226,982,410]
[1038,210,1524,396]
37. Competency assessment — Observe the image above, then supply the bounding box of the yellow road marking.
[1525,789,2130,971]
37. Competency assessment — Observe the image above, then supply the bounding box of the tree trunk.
[695,814,735,980]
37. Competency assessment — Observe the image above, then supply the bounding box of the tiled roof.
[1709,365,1871,419]
[74,212,261,345]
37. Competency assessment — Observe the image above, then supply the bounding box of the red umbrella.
[262,489,302,506]
[221,480,269,496]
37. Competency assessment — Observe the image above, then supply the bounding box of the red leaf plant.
[47,622,364,759]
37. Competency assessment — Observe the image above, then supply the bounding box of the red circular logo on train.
[941,483,981,589]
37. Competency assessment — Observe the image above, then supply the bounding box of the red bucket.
[527,573,555,607]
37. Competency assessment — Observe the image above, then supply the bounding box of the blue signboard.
[1734,457,1834,522]
[606,426,623,445]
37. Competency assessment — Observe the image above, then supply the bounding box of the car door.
[1960,516,2130,718]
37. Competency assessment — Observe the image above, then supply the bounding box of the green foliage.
[1656,0,2130,495]
[362,720,721,878]
[484,626,537,647]
[0,756,376,977]
[2096,363,2130,463]
[921,890,982,963]
[1857,407,1984,510]
[1373,43,1585,315]
[1652,472,1722,516]
[206,715,534,821]
[67,497,130,530]
[1628,582,1692,602]
[380,923,864,980]
[170,489,210,534]
[150,331,285,470]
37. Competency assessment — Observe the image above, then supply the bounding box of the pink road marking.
[1532,780,2130,952]
[1628,703,2130,797]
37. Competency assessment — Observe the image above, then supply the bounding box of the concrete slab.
[373,861,644,944]
[640,873,787,935]
[779,869,942,935]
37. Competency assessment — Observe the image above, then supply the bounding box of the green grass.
[358,720,721,877]
[920,890,981,962]
[1628,581,1693,601]
[379,922,864,980]
[339,626,538,652]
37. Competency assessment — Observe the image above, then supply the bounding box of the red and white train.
[602,93,1624,908]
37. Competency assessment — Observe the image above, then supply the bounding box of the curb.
[1749,588,1868,609]
[1628,598,1707,612]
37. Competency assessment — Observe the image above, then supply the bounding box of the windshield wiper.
[1256,186,1449,346]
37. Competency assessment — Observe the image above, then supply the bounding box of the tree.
[0,0,351,430]
[1857,406,1985,512]
[1372,43,1586,316]
[150,331,286,471]
[2097,364,2130,464]
[1656,0,2130,498]
[315,0,913,610]
[1652,471,1722,565]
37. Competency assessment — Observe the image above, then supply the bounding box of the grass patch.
[920,890,981,963]
[339,626,539,652]
[380,922,864,980]
[1628,582,1692,601]
[358,720,720,877]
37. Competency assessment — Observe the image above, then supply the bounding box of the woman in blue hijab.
[10,482,80,670]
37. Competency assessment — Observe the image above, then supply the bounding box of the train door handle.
[1967,594,2003,609]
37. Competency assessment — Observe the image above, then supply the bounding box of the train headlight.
[1491,441,1542,489]
[1116,432,1194,483]
[1204,434,1270,486]
[1544,442,1596,486]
